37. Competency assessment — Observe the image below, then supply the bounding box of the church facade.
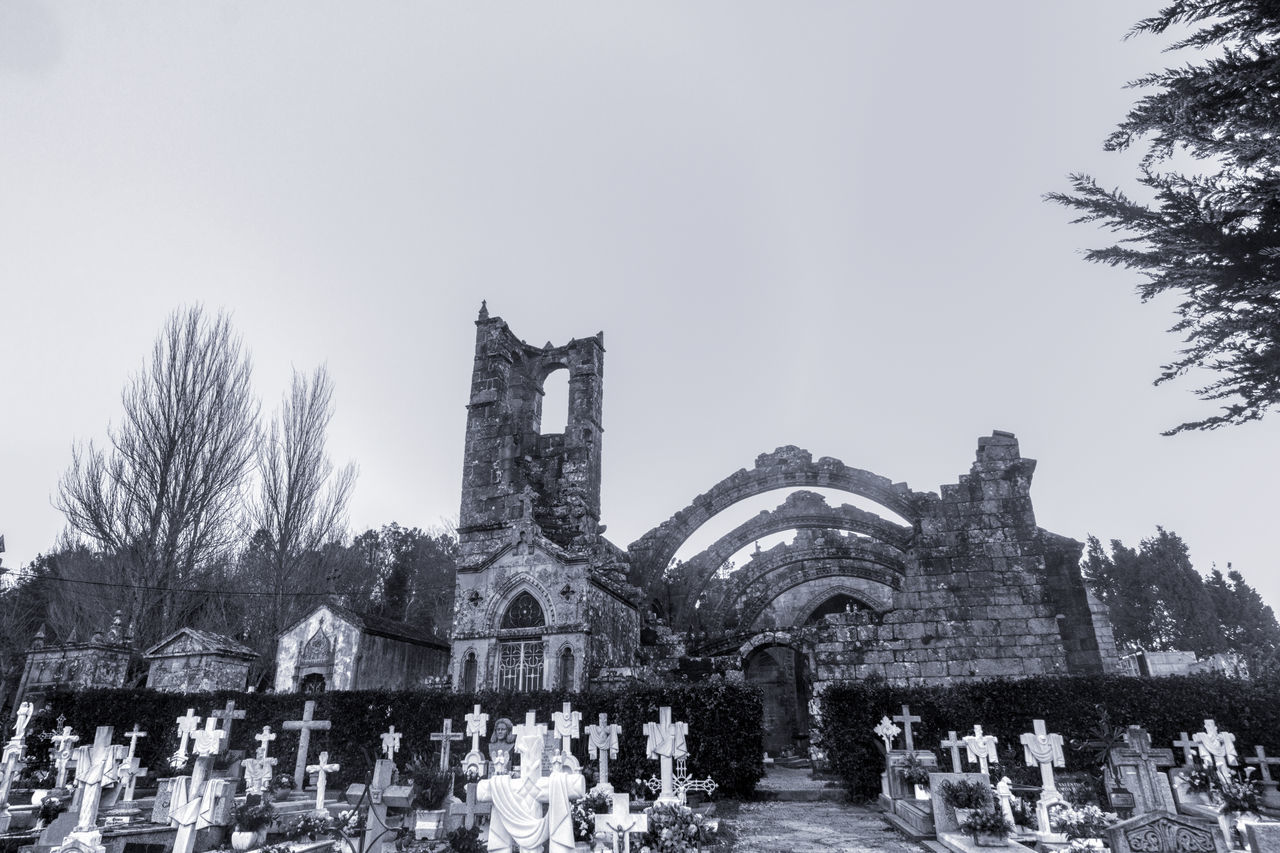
[449,307,1119,754]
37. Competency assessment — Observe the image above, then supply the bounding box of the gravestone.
[345,758,415,853]
[585,712,621,794]
[963,725,998,776]
[1020,719,1066,838]
[1244,746,1280,811]
[282,700,331,791]
[1246,822,1280,853]
[1105,811,1227,853]
[1106,725,1177,816]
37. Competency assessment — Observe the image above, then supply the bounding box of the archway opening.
[539,368,570,434]
[300,673,326,694]
[743,644,810,757]
[803,593,870,625]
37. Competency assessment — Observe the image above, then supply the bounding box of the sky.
[3,2,1279,615]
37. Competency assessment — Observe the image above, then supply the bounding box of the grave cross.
[305,751,339,812]
[1193,719,1237,771]
[643,706,688,804]
[381,725,401,763]
[1020,719,1066,837]
[0,702,32,808]
[189,717,227,794]
[430,718,464,773]
[448,767,493,830]
[254,726,276,761]
[594,792,648,853]
[552,701,582,762]
[173,709,201,766]
[941,731,966,773]
[72,727,115,832]
[52,726,79,788]
[211,700,246,747]
[586,712,622,792]
[893,705,921,752]
[873,716,900,752]
[1245,745,1280,785]
[283,700,331,791]
[124,724,147,758]
[512,721,546,798]
[963,725,998,776]
[461,704,487,777]
[119,755,148,802]
[1172,732,1199,768]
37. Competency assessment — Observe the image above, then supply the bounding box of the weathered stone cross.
[941,731,966,773]
[1020,719,1065,836]
[254,726,276,760]
[189,717,227,794]
[120,724,148,801]
[552,701,582,767]
[1245,745,1280,785]
[381,725,401,763]
[462,704,487,778]
[512,711,547,797]
[306,751,340,813]
[0,702,32,810]
[586,712,621,793]
[643,706,688,804]
[430,718,464,772]
[963,725,998,776]
[893,705,921,752]
[211,700,246,746]
[173,708,201,766]
[243,726,278,796]
[1172,731,1199,767]
[72,727,115,832]
[52,726,79,788]
[283,700,331,791]
[873,716,900,752]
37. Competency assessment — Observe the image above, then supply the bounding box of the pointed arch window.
[463,652,478,693]
[501,592,546,630]
[558,646,575,691]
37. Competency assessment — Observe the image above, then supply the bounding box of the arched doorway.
[743,643,810,756]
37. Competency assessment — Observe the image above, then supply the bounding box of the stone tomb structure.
[445,309,1119,754]
[13,613,133,711]
[143,628,257,693]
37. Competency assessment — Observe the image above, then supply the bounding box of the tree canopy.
[1048,1,1280,433]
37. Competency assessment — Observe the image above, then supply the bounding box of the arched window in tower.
[501,592,546,630]
[463,652,478,693]
[558,646,575,691]
[539,368,570,434]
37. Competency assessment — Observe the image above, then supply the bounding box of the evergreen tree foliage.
[1048,1,1280,433]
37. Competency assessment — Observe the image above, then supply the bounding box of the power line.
[0,569,344,598]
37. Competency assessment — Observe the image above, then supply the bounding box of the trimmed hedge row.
[818,673,1280,801]
[34,681,764,798]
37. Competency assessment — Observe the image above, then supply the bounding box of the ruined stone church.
[449,306,1119,754]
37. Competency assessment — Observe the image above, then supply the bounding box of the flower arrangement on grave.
[958,806,1014,842]
[282,812,332,841]
[940,779,988,809]
[898,752,932,788]
[234,800,278,833]
[403,753,455,811]
[36,790,69,826]
[571,791,612,842]
[639,801,716,853]
[1215,768,1261,814]
[1008,797,1036,829]
[1178,757,1215,793]
[1049,803,1119,840]
[271,772,295,792]
[446,825,486,853]
[336,808,366,837]
[1064,840,1107,853]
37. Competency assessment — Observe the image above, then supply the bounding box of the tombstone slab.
[1246,821,1280,853]
[1106,725,1178,816]
[1106,810,1228,853]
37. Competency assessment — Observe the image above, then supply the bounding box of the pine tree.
[1048,1,1280,433]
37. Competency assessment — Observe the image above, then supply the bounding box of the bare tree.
[243,365,356,653]
[56,306,259,647]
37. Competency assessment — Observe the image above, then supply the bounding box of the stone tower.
[450,305,639,692]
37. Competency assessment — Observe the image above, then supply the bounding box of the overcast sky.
[4,2,1279,615]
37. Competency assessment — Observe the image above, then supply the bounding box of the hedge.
[818,673,1280,801]
[32,681,764,798]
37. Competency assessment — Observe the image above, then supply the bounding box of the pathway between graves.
[722,800,926,853]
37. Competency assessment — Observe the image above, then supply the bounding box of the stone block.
[1247,822,1280,852]
[1106,811,1227,853]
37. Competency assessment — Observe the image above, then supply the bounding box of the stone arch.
[739,632,815,755]
[665,490,911,626]
[484,575,558,632]
[729,562,898,633]
[628,446,926,590]
[794,585,886,626]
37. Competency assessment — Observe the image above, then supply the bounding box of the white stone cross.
[381,725,402,762]
[963,724,999,776]
[1172,731,1199,767]
[941,731,966,773]
[874,716,900,752]
[586,712,622,793]
[513,722,547,798]
[52,726,79,788]
[283,700,331,791]
[893,705,921,752]
[189,717,227,794]
[462,704,488,778]
[644,706,688,804]
[123,724,147,758]
[430,718,464,772]
[1193,719,1237,772]
[119,756,148,802]
[994,776,1016,826]
[306,750,339,812]
[210,700,246,748]
[512,710,546,741]
[254,726,276,760]
[1020,719,1065,836]
[72,727,115,832]
[552,702,582,766]
[0,702,32,809]
[173,708,201,767]
[594,792,648,853]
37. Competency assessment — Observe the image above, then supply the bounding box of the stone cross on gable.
[595,792,648,853]
[52,726,79,788]
[306,751,339,813]
[1193,719,1237,771]
[643,706,688,804]
[430,718,464,773]
[462,705,487,778]
[254,726,276,761]
[283,700,331,791]
[211,700,246,747]
[963,725,998,776]
[552,702,582,768]
[893,705,921,752]
[1245,745,1280,785]
[173,709,201,766]
[873,716,900,752]
[941,731,966,773]
[381,725,401,762]
[586,712,622,793]
[1172,732,1199,767]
